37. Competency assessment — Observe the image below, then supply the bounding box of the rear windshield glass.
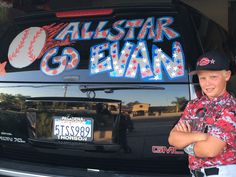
[0,7,188,83]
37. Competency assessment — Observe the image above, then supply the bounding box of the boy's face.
[197,70,231,99]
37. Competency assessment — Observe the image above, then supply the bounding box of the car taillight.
[56,9,113,18]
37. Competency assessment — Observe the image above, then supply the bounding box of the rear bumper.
[0,157,191,177]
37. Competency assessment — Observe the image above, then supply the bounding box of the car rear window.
[0,6,188,83]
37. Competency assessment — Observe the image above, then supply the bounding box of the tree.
[0,93,26,111]
[126,101,140,107]
[171,97,187,112]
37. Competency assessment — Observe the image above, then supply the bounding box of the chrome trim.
[0,168,58,177]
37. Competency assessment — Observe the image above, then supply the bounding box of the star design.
[173,66,177,71]
[171,72,176,77]
[173,53,177,58]
[149,75,160,80]
[210,59,215,64]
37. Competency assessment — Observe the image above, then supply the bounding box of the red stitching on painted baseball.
[8,29,29,61]
[28,28,44,62]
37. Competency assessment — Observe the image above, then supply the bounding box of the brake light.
[56,9,113,18]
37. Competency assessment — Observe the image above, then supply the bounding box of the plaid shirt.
[179,91,236,170]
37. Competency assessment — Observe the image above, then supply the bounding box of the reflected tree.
[36,112,53,138]
[0,93,27,111]
[15,94,27,110]
[126,101,140,107]
[171,97,187,112]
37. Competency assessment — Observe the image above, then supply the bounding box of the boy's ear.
[225,70,231,81]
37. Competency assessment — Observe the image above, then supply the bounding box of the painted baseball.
[8,27,46,68]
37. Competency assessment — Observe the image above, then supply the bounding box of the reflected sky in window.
[0,83,189,106]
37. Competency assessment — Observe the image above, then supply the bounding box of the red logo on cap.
[197,57,210,66]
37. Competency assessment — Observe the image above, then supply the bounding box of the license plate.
[53,116,93,142]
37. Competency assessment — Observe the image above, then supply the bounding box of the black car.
[0,0,235,176]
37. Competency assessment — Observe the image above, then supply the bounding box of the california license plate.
[53,116,93,142]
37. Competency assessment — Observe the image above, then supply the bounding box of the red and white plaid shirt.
[179,91,236,170]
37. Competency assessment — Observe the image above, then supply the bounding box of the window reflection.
[0,83,189,153]
[0,83,189,120]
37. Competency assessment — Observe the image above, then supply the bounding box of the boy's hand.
[175,121,191,132]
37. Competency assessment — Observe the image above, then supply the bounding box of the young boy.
[168,50,236,177]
